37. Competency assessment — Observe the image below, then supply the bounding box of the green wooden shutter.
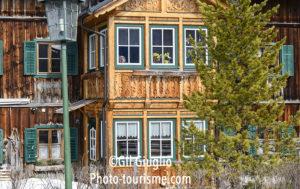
[281,45,294,76]
[0,129,3,164]
[70,127,78,161]
[24,128,37,163]
[24,41,36,75]
[0,40,3,75]
[67,42,78,75]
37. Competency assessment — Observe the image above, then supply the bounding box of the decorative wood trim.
[132,70,198,77]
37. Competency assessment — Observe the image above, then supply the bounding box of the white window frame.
[182,120,206,158]
[89,127,96,161]
[89,34,96,70]
[184,28,208,66]
[114,121,140,159]
[100,121,104,158]
[151,28,176,66]
[99,29,107,68]
[116,26,142,66]
[149,120,174,159]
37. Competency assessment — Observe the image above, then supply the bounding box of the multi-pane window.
[117,27,141,65]
[115,121,140,158]
[149,121,173,158]
[182,120,206,158]
[89,34,96,70]
[38,43,61,73]
[38,129,63,160]
[89,127,96,161]
[99,29,107,68]
[151,28,175,65]
[184,28,208,66]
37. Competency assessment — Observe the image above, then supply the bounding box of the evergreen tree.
[181,0,297,187]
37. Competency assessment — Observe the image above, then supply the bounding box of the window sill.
[132,70,198,77]
[34,164,64,172]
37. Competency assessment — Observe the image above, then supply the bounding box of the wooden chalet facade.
[0,0,299,173]
[79,0,300,171]
[0,0,82,169]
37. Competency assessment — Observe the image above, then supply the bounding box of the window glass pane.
[52,130,59,143]
[151,123,160,139]
[39,144,48,159]
[39,59,48,72]
[163,30,173,46]
[39,130,49,143]
[130,47,139,63]
[128,123,138,139]
[197,31,204,42]
[119,47,128,63]
[128,140,138,157]
[90,35,95,51]
[194,121,204,131]
[183,138,193,156]
[163,47,173,64]
[130,29,139,45]
[151,140,160,156]
[90,52,95,68]
[186,30,195,46]
[52,130,61,159]
[51,59,60,72]
[153,47,162,64]
[186,46,194,62]
[118,28,128,45]
[161,122,171,138]
[117,141,127,157]
[51,45,61,59]
[152,29,162,46]
[162,140,171,156]
[117,123,127,139]
[39,44,48,58]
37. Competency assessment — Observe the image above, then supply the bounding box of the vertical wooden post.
[83,111,88,166]
[145,16,150,70]
[142,110,148,158]
[176,110,181,161]
[95,110,99,161]
[106,110,113,170]
[108,16,115,100]
[179,17,183,71]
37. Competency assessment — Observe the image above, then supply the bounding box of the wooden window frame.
[99,28,107,68]
[114,121,140,159]
[183,27,208,67]
[89,34,96,70]
[182,120,206,158]
[37,129,64,161]
[149,120,174,159]
[89,127,97,161]
[37,43,61,74]
[116,26,142,66]
[150,27,176,66]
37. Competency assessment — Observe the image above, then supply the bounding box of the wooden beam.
[108,16,115,101]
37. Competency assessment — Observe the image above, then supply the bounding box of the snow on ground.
[0,178,89,189]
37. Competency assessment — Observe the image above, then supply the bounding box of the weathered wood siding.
[0,0,81,138]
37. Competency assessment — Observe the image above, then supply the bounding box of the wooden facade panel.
[118,0,162,12]
[150,76,180,99]
[114,73,146,99]
[83,76,104,99]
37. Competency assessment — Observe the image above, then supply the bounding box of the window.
[184,27,208,67]
[89,34,96,70]
[115,121,140,158]
[182,120,206,158]
[99,29,107,68]
[117,26,142,65]
[89,127,96,161]
[149,120,173,159]
[38,129,63,160]
[151,27,175,66]
[37,43,61,73]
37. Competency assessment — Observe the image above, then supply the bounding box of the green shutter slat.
[0,40,3,75]
[281,45,294,76]
[67,42,78,75]
[24,41,36,75]
[70,127,78,161]
[24,128,37,163]
[0,129,3,164]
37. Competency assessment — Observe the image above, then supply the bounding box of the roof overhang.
[55,99,97,114]
[0,98,31,106]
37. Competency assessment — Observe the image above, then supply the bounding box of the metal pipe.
[61,40,72,189]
